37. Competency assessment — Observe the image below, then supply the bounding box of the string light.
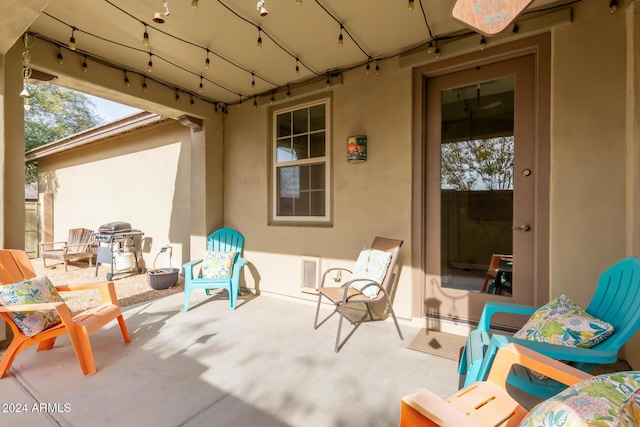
[435,47,441,59]
[82,55,88,72]
[57,46,64,65]
[427,41,434,54]
[68,27,77,50]
[295,58,300,76]
[610,0,618,13]
[408,0,414,10]
[253,97,258,109]
[204,49,210,69]
[270,93,275,104]
[143,76,148,92]
[338,25,344,47]
[286,85,291,98]
[199,75,203,93]
[191,0,198,9]
[143,25,150,46]
[124,71,130,87]
[326,77,331,88]
[375,60,380,75]
[190,95,195,107]
[175,91,180,103]
[238,95,243,108]
[512,23,519,33]
[296,0,302,5]
[256,27,263,49]
[147,53,153,72]
[251,73,256,90]
[365,61,370,75]
[480,36,486,51]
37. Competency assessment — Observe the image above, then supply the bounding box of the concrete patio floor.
[0,291,461,427]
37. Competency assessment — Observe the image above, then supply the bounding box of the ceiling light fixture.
[295,58,300,76]
[82,55,88,73]
[191,96,195,107]
[175,91,180,103]
[480,36,486,51]
[251,73,256,90]
[143,76,148,92]
[435,47,441,59]
[365,61,370,75]
[408,0,414,10]
[610,0,618,13]
[238,96,243,108]
[204,49,210,69]
[257,1,268,17]
[338,25,344,47]
[124,71,130,87]
[375,61,380,75]
[427,41,434,54]
[57,47,64,65]
[68,27,77,50]
[191,0,199,9]
[199,76,203,93]
[147,53,153,72]
[153,1,170,23]
[253,97,258,109]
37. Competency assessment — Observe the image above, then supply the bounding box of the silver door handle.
[512,224,531,232]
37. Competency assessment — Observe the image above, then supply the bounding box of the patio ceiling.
[12,0,561,108]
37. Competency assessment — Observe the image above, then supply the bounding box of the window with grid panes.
[272,99,330,223]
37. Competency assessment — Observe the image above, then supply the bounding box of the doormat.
[407,329,466,361]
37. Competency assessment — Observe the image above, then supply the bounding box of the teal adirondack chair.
[459,256,640,399]
[183,228,248,311]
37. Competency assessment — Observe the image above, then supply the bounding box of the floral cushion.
[0,275,63,337]
[518,372,640,427]
[201,251,237,279]
[513,294,614,348]
[351,247,392,298]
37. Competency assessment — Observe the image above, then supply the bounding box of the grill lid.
[98,221,132,234]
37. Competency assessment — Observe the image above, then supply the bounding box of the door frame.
[410,33,551,323]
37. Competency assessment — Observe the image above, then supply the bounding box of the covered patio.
[0,292,459,427]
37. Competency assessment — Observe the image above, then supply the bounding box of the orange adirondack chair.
[0,249,130,378]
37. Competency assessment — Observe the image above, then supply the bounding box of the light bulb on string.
[257,28,263,49]
[295,58,300,76]
[69,27,77,50]
[82,55,88,73]
[480,36,486,51]
[190,96,195,108]
[286,85,291,99]
[296,0,302,4]
[238,96,243,109]
[435,47,441,59]
[427,41,433,54]
[365,62,370,75]
[199,76,203,93]
[204,49,210,69]
[375,61,380,75]
[408,0,414,10]
[253,97,258,109]
[143,77,148,92]
[143,25,150,46]
[124,71,130,87]
[57,47,64,65]
[175,92,180,103]
[338,25,344,47]
[147,53,153,72]
[191,0,198,9]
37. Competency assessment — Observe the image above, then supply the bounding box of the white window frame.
[271,98,331,225]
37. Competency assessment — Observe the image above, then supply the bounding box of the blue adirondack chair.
[458,256,640,399]
[183,228,248,311]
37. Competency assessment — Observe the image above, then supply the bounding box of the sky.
[87,95,141,123]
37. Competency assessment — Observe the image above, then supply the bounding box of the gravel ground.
[32,257,183,314]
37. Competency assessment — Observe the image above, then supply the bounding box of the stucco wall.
[37,119,192,268]
[549,1,628,307]
[224,59,415,318]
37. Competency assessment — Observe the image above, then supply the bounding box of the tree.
[24,84,104,183]
[441,136,514,191]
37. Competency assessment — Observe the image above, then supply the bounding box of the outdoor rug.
[407,328,466,361]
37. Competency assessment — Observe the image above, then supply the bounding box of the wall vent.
[301,257,321,294]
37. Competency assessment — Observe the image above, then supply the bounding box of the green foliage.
[24,84,103,183]
[441,136,514,191]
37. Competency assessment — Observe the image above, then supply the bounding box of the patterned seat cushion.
[351,247,392,298]
[514,294,614,348]
[518,371,640,427]
[0,275,64,337]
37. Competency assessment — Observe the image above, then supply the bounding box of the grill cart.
[92,222,144,280]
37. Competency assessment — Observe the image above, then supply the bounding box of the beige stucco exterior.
[4,0,640,367]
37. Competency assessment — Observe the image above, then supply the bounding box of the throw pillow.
[351,247,392,298]
[202,251,237,279]
[0,275,64,337]
[518,371,640,427]
[513,294,614,348]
